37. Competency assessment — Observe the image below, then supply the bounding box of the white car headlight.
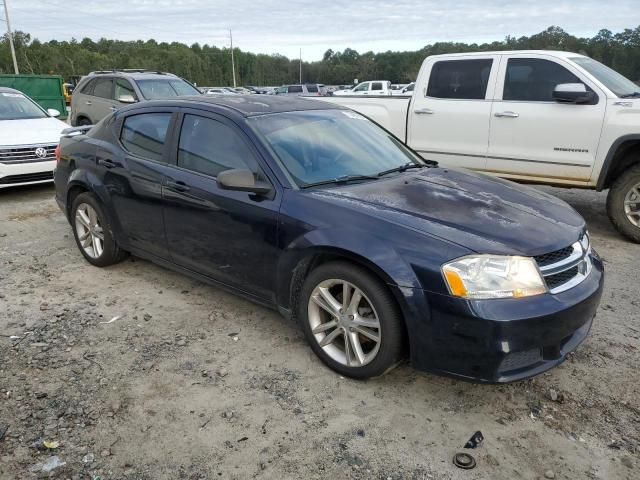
[442,255,547,299]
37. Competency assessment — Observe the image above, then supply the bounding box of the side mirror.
[217,169,272,195]
[117,94,136,104]
[47,108,61,117]
[552,83,596,104]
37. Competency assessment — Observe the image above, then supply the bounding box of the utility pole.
[2,0,19,74]
[299,48,302,83]
[229,29,236,88]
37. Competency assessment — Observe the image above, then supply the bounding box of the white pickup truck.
[321,50,640,242]
[333,80,392,96]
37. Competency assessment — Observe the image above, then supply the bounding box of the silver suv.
[70,70,201,126]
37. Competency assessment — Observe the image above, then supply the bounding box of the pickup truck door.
[486,54,606,183]
[407,55,499,169]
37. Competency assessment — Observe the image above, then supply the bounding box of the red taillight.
[55,145,61,163]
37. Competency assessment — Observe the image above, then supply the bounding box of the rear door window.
[80,79,96,95]
[114,79,138,101]
[427,59,493,99]
[306,84,318,93]
[177,114,259,177]
[371,82,383,91]
[120,113,172,162]
[92,78,114,99]
[287,85,303,93]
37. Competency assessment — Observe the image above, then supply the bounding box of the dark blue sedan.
[54,96,604,382]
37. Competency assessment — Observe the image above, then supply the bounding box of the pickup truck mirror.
[217,169,272,195]
[552,83,596,104]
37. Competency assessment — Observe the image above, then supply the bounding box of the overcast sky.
[6,0,640,60]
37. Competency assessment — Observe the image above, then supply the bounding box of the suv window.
[306,84,318,93]
[288,85,303,93]
[120,113,171,162]
[92,78,114,99]
[353,82,369,92]
[371,82,383,91]
[114,79,137,101]
[178,114,258,177]
[503,58,583,102]
[80,79,96,95]
[427,59,493,99]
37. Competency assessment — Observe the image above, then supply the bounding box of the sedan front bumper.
[411,253,604,383]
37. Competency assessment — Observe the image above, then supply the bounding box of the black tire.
[76,116,92,126]
[297,261,405,379]
[606,163,640,243]
[71,192,127,267]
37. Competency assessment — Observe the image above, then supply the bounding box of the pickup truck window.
[570,57,639,97]
[178,114,259,178]
[306,84,318,93]
[503,58,582,102]
[372,82,383,91]
[353,83,369,92]
[288,85,303,93]
[427,59,492,100]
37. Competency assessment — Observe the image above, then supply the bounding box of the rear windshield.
[0,92,47,120]
[135,79,200,99]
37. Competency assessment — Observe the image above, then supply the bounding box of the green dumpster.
[0,74,67,119]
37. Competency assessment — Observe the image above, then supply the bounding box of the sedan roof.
[168,95,344,117]
[0,87,23,94]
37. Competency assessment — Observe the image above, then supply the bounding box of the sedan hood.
[0,117,68,147]
[310,167,585,256]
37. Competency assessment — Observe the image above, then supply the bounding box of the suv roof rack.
[90,69,167,75]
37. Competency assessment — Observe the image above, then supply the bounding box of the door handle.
[85,101,92,105]
[165,180,190,192]
[494,111,519,118]
[414,108,434,115]
[97,159,117,169]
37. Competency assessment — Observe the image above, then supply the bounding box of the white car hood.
[0,117,68,147]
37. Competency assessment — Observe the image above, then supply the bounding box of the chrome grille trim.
[536,234,591,294]
[0,144,57,164]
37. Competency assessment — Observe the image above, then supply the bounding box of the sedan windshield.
[248,109,425,187]
[571,57,640,97]
[135,79,201,99]
[0,92,47,120]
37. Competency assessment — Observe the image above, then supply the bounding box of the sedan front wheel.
[299,261,405,378]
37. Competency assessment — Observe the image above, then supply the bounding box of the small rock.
[100,449,110,457]
[82,452,95,464]
[549,389,558,401]
[621,456,633,469]
[143,313,152,321]
[176,339,187,347]
[217,368,228,378]
[544,470,555,479]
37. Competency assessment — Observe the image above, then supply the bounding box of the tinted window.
[92,79,113,99]
[503,58,583,102]
[114,79,137,101]
[80,79,96,95]
[353,82,369,92]
[427,59,493,99]
[306,84,318,93]
[288,85,303,93]
[120,113,171,161]
[371,82,383,91]
[178,115,258,177]
[406,83,414,92]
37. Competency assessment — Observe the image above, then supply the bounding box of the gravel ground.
[0,183,638,480]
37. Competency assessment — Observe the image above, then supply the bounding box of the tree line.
[1,26,639,86]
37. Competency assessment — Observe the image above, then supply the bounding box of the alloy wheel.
[624,182,640,228]
[307,279,381,367]
[75,203,104,259]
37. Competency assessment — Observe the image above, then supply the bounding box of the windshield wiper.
[377,162,427,177]
[300,174,380,189]
[619,91,640,98]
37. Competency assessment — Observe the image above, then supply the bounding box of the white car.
[0,87,68,188]
[392,82,415,96]
[203,88,239,95]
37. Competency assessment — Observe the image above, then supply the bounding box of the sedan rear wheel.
[299,261,405,379]
[71,192,127,267]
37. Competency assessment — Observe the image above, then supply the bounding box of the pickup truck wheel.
[607,164,640,243]
[71,193,127,266]
[298,261,404,379]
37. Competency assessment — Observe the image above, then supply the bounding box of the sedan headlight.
[442,255,547,299]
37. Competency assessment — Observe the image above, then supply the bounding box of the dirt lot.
[0,183,638,480]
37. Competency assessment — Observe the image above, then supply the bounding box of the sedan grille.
[0,171,54,185]
[535,233,591,294]
[0,144,57,164]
